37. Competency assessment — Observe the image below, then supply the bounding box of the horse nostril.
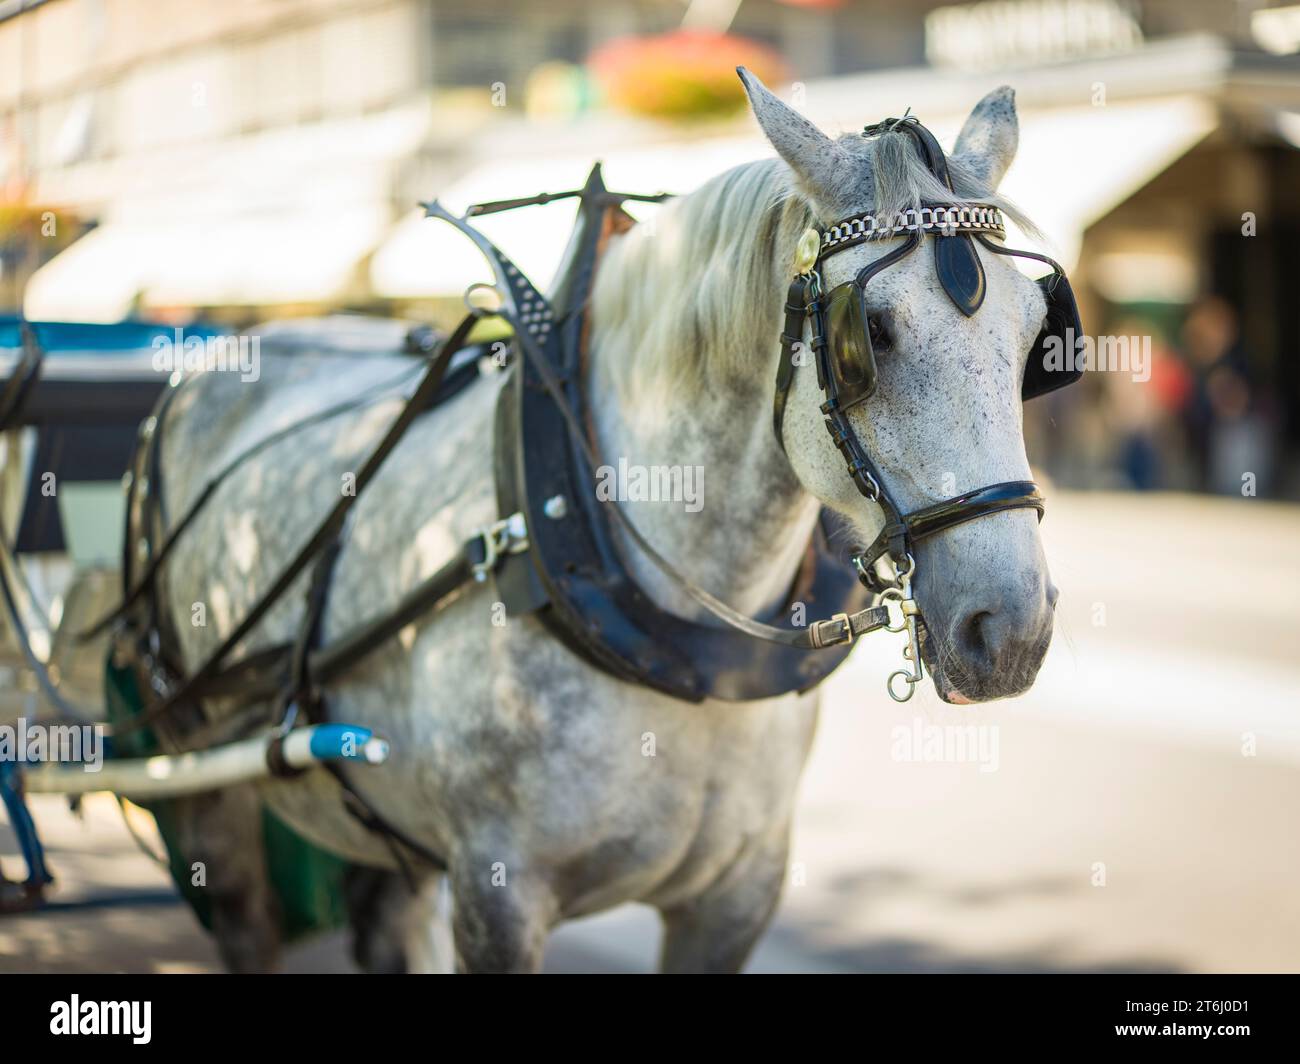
[959,609,995,663]
[945,592,1054,698]
[1046,583,1060,609]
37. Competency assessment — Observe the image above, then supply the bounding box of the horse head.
[740,70,1059,703]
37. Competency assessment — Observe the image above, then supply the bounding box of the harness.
[101,164,893,749]
[9,117,1082,866]
[481,167,885,703]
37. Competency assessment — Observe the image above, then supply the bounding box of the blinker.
[973,236,1085,400]
[824,282,876,409]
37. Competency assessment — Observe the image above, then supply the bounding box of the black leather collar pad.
[492,167,874,702]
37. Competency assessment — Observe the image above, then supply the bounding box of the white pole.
[20,724,389,799]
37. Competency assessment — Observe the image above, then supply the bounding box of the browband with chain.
[820,204,1006,256]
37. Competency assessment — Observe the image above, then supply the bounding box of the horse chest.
[509,661,819,912]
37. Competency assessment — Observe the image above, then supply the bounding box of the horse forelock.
[839,127,1041,240]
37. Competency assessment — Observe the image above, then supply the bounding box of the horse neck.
[586,320,821,622]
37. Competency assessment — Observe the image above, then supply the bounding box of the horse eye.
[868,315,891,352]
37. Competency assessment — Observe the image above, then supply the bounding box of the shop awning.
[370,137,770,298]
[24,104,429,320]
[22,224,155,323]
[958,96,1218,268]
[370,94,1215,301]
[24,204,390,320]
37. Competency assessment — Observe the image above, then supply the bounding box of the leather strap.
[325,760,449,876]
[74,362,428,643]
[150,539,479,709]
[905,480,1044,542]
[113,312,482,739]
[812,232,919,517]
[856,480,1045,577]
[0,319,44,429]
[307,542,478,687]
[772,276,807,453]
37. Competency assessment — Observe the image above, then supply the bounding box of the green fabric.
[104,655,351,941]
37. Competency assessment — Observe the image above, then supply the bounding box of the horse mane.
[589,128,1038,406]
[589,158,809,407]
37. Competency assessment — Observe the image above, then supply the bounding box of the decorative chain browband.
[820,204,1005,256]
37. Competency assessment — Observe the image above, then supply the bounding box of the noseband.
[772,116,1079,700]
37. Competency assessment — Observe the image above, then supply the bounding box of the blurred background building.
[1,0,1299,495]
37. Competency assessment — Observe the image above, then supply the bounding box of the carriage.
[0,315,397,919]
[0,316,194,907]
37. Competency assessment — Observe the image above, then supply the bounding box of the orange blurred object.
[588,30,789,120]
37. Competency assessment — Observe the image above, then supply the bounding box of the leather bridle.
[772,116,1058,700]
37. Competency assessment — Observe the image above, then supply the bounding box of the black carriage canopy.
[0,319,224,552]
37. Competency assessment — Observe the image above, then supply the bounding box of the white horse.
[151,71,1057,972]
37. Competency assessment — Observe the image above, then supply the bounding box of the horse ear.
[951,86,1019,190]
[737,66,847,204]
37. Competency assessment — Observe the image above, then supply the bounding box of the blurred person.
[1180,295,1275,495]
[1096,316,1187,490]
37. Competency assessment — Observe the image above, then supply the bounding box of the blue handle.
[307,724,375,762]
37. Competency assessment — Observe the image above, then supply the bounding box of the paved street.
[3,490,1298,973]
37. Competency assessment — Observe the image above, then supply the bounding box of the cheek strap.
[772,275,810,454]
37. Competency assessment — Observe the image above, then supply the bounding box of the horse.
[147,70,1058,973]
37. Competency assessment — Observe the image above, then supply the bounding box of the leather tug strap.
[112,311,482,739]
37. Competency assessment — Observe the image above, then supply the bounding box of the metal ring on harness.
[463,282,504,316]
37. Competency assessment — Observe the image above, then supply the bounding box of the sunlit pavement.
[3,491,1298,973]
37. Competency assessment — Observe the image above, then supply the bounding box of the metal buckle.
[469,512,529,583]
[830,612,853,646]
[811,612,853,649]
